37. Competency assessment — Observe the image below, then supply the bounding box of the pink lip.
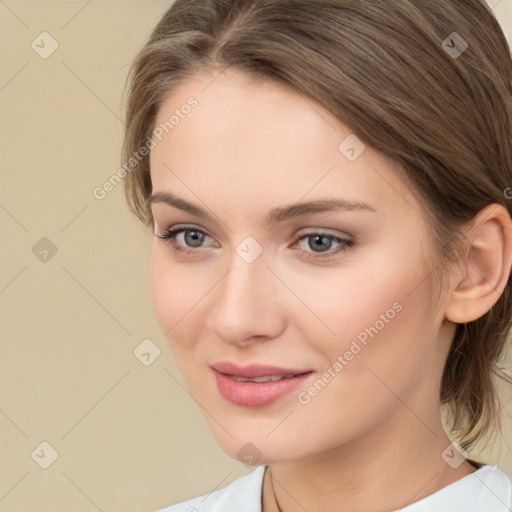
[211,361,312,378]
[211,362,314,407]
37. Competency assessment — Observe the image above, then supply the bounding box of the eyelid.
[156,224,355,259]
[292,231,354,260]
[294,226,351,239]
[156,224,217,247]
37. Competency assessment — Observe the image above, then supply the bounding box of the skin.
[148,68,512,511]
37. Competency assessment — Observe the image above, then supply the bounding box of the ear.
[444,203,512,324]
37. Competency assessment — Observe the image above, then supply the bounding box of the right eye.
[156,225,217,254]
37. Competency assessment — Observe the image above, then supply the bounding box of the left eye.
[294,233,354,259]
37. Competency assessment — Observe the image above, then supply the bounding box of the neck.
[262,406,476,512]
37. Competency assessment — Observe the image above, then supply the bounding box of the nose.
[206,249,286,346]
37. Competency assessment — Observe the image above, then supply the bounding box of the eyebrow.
[147,191,376,224]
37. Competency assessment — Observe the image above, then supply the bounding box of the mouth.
[211,361,314,407]
[226,374,303,383]
[211,360,313,379]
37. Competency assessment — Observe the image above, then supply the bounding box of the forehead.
[149,68,420,223]
[151,68,339,162]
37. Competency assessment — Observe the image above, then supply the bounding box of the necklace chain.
[268,466,283,512]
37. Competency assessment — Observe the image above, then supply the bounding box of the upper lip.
[211,361,313,378]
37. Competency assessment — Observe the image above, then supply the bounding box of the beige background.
[0,1,511,511]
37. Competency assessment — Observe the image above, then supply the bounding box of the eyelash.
[156,225,355,260]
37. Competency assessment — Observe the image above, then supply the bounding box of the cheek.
[304,263,436,407]
[280,273,436,455]
[290,240,435,381]
[150,248,200,340]
[149,246,218,369]
[150,251,177,332]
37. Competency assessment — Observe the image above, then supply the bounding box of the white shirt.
[158,463,512,512]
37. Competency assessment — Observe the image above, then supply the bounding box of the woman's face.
[149,68,453,465]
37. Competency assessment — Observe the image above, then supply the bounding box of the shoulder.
[473,465,512,509]
[157,465,266,512]
[398,464,512,512]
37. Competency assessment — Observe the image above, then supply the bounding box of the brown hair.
[122,0,512,451]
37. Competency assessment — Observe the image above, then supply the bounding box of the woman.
[122,0,512,510]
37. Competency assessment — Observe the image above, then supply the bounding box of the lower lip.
[213,370,313,407]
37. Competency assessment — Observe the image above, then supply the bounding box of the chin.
[208,428,309,467]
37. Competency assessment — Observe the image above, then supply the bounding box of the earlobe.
[445,204,512,324]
